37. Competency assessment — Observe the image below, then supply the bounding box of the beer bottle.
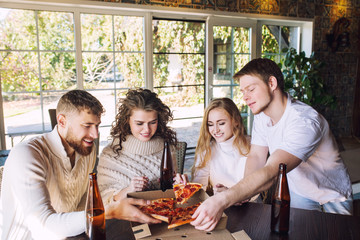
[85,172,106,240]
[271,163,290,234]
[160,141,174,192]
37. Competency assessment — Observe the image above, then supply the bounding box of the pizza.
[173,183,203,204]
[168,202,201,229]
[138,198,175,222]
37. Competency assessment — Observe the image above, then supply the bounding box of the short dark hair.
[57,90,105,117]
[233,58,285,93]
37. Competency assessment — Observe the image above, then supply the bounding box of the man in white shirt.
[190,58,353,232]
[0,90,159,240]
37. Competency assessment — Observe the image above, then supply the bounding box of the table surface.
[69,202,360,240]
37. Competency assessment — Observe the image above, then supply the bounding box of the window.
[0,8,76,148]
[0,2,312,150]
[152,19,205,147]
[212,25,251,132]
[80,13,145,144]
[261,24,300,62]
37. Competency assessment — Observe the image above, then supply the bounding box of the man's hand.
[190,194,226,232]
[106,197,161,224]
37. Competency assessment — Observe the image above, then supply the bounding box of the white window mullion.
[74,10,84,90]
[205,16,214,107]
[144,12,153,90]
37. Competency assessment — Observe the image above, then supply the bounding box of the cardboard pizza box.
[128,189,232,240]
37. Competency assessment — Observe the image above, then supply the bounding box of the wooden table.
[69,202,360,240]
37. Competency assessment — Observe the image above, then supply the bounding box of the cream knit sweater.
[97,135,166,206]
[0,127,96,240]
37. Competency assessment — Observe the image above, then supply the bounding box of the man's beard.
[66,135,93,156]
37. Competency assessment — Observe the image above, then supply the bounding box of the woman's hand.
[173,173,189,185]
[129,176,148,192]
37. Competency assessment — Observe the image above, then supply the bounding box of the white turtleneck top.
[192,136,247,189]
[97,135,173,206]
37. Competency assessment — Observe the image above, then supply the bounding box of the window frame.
[0,0,313,149]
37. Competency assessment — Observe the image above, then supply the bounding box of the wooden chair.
[175,141,187,174]
[0,150,10,167]
[48,109,57,129]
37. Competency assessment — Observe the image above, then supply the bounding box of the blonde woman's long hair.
[191,98,250,179]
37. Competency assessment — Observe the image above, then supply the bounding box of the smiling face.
[63,109,101,156]
[207,108,234,143]
[239,74,273,115]
[129,109,158,142]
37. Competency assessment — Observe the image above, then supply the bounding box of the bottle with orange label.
[85,172,106,239]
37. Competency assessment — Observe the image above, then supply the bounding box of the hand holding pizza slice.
[173,182,203,204]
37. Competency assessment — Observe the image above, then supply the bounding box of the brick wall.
[100,0,360,137]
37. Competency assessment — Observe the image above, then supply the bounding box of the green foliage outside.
[279,47,336,109]
[0,8,284,114]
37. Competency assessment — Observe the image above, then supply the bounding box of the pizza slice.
[173,183,203,204]
[138,198,175,222]
[168,202,201,229]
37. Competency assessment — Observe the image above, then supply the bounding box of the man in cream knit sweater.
[0,90,159,240]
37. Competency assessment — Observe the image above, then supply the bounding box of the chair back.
[48,109,57,129]
[0,150,10,167]
[175,141,187,174]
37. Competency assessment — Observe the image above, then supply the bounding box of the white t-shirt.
[251,95,352,205]
[193,136,247,188]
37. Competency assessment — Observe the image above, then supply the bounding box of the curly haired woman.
[97,88,178,206]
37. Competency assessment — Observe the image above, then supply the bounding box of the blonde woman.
[176,98,250,197]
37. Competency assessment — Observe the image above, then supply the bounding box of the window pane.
[88,90,116,127]
[114,53,144,88]
[0,8,37,50]
[82,52,114,89]
[154,85,204,116]
[152,18,205,125]
[213,86,232,98]
[1,51,40,92]
[38,11,75,51]
[114,16,144,51]
[4,93,43,135]
[81,14,113,51]
[262,25,279,54]
[40,52,76,90]
[153,53,204,87]
[153,20,205,53]
[262,25,299,59]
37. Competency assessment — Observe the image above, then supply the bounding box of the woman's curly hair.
[110,88,177,154]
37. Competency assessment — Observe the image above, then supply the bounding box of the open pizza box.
[128,189,243,240]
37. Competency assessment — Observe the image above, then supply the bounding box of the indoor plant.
[279,47,336,109]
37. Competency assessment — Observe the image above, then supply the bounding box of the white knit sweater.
[97,135,167,206]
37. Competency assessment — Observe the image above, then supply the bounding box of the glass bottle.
[271,163,290,234]
[160,141,174,192]
[85,172,106,240]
